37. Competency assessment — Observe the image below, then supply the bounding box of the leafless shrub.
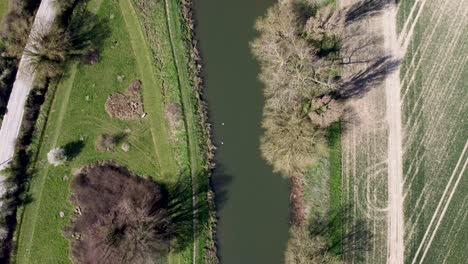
[47,147,66,166]
[95,134,116,152]
[68,164,173,264]
[286,225,341,264]
[165,103,182,133]
[128,79,142,94]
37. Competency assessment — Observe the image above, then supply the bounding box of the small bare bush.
[95,134,116,152]
[165,103,182,132]
[47,147,66,166]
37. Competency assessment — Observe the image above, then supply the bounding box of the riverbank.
[251,0,348,262]
[129,0,217,262]
[10,0,216,263]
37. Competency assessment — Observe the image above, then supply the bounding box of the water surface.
[194,0,291,263]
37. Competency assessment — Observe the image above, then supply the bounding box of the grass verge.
[328,121,343,256]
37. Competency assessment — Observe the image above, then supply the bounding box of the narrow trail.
[383,1,405,263]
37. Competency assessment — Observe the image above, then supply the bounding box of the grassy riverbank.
[13,0,213,263]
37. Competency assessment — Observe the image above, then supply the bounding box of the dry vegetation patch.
[105,80,144,120]
[68,164,173,264]
[165,103,182,136]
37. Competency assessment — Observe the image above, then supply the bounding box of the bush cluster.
[69,164,173,264]
[251,0,344,176]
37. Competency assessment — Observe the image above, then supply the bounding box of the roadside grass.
[14,0,175,262]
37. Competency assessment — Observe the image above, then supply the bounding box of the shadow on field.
[337,0,401,101]
[63,140,85,160]
[338,55,400,99]
[165,172,214,252]
[345,0,389,23]
[308,204,373,261]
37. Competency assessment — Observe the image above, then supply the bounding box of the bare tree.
[261,111,327,176]
[252,0,343,177]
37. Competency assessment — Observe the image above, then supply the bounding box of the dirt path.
[382,1,404,263]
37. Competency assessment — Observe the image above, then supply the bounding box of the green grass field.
[398,0,468,263]
[14,0,211,263]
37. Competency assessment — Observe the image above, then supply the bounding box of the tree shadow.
[338,55,400,100]
[165,171,214,253]
[68,9,110,62]
[63,140,85,160]
[210,164,232,211]
[345,0,389,23]
[308,204,373,261]
[113,132,128,145]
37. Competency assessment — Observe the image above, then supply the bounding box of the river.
[193,0,291,263]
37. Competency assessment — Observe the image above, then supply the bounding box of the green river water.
[194,0,291,263]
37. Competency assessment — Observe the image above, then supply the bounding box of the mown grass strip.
[328,121,343,256]
[15,65,78,263]
[119,0,177,179]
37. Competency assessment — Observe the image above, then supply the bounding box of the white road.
[0,0,57,172]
